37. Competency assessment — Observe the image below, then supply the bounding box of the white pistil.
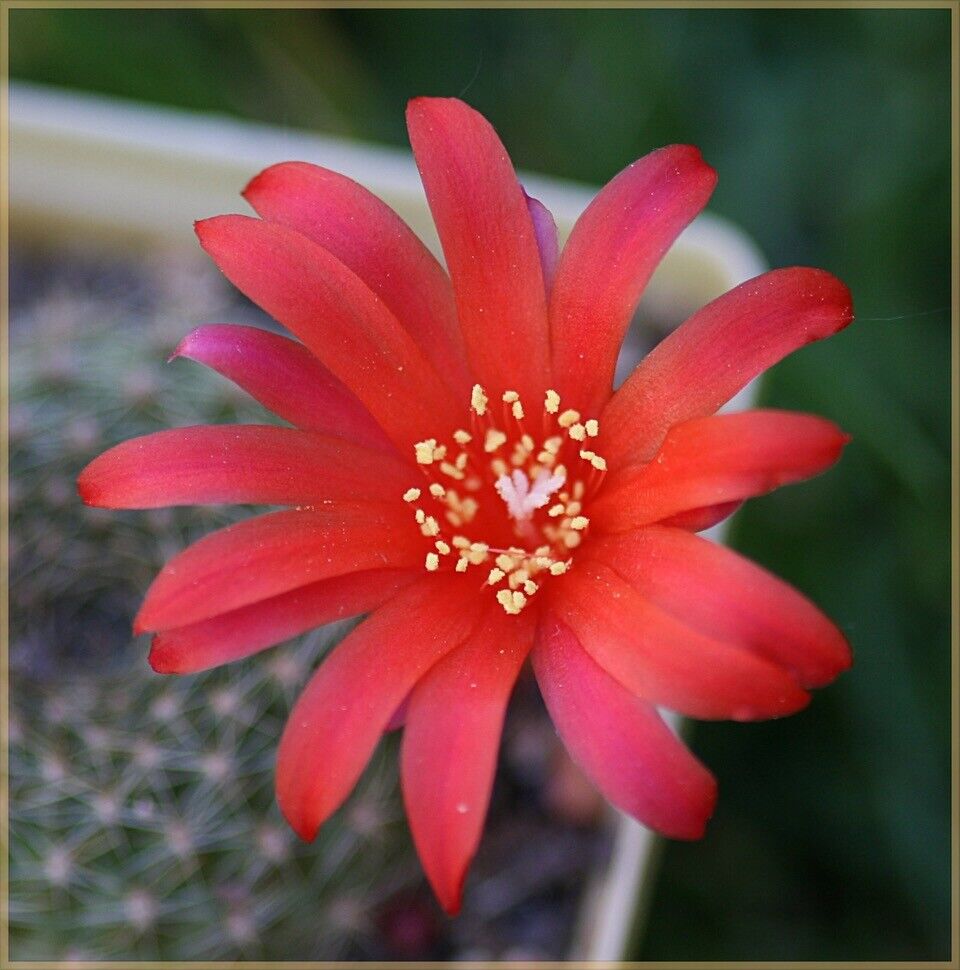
[495,468,566,523]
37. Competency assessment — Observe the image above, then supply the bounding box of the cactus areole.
[79,97,854,915]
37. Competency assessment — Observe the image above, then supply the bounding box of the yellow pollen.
[545,389,561,414]
[429,483,446,498]
[403,488,421,502]
[452,535,471,549]
[568,423,586,441]
[435,540,451,555]
[425,552,439,571]
[487,567,505,585]
[421,516,440,537]
[549,561,569,576]
[415,509,426,524]
[570,516,590,531]
[523,580,539,595]
[563,532,582,549]
[471,384,488,415]
[548,503,565,517]
[496,589,528,615]
[453,429,472,445]
[414,440,434,464]
[543,436,563,455]
[455,452,469,471]
[590,455,607,471]
[440,461,465,480]
[491,458,509,478]
[455,557,469,573]
[502,390,519,403]
[585,419,599,437]
[495,553,517,572]
[558,409,580,428]
[484,428,507,453]
[565,501,582,516]
[511,400,525,420]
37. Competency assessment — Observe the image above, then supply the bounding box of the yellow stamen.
[403,488,421,502]
[425,552,439,572]
[471,384,488,416]
[585,419,599,437]
[484,428,507,453]
[558,409,580,428]
[545,389,561,414]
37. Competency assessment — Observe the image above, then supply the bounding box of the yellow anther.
[487,567,506,585]
[495,553,517,572]
[502,390,519,403]
[496,589,528,615]
[570,516,590,531]
[545,389,561,414]
[415,439,438,464]
[590,454,607,471]
[521,434,535,451]
[455,451,469,471]
[429,483,446,498]
[543,436,563,455]
[549,561,569,576]
[558,409,581,428]
[421,516,440,537]
[415,509,426,524]
[491,458,508,478]
[484,429,507,453]
[509,569,530,589]
[563,532,582,549]
[452,535,471,549]
[568,423,586,441]
[440,461,465,480]
[470,542,489,554]
[471,384,488,416]
[585,419,599,437]
[511,400,525,420]
[435,540,451,555]
[453,429,472,445]
[403,488,421,502]
[455,557,469,573]
[461,498,479,522]
[548,503,565,517]
[523,580,539,595]
[565,501,582,516]
[425,552,439,572]
[572,481,585,499]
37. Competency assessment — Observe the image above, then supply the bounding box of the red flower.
[79,98,853,915]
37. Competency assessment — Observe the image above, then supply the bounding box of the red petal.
[524,190,560,294]
[195,215,464,452]
[243,162,472,396]
[553,562,810,720]
[587,527,852,689]
[592,410,849,533]
[532,614,716,839]
[550,145,717,416]
[657,500,743,533]
[601,268,854,466]
[401,604,535,914]
[172,325,393,452]
[276,574,483,841]
[78,425,413,509]
[406,97,550,402]
[135,504,421,632]
[149,568,417,674]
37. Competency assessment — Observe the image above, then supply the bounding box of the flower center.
[403,385,607,614]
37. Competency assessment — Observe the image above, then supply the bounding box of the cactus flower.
[79,97,854,915]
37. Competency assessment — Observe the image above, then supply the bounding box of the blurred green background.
[10,6,953,961]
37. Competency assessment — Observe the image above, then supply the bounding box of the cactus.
[8,249,419,960]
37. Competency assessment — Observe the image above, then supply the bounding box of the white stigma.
[495,467,566,523]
